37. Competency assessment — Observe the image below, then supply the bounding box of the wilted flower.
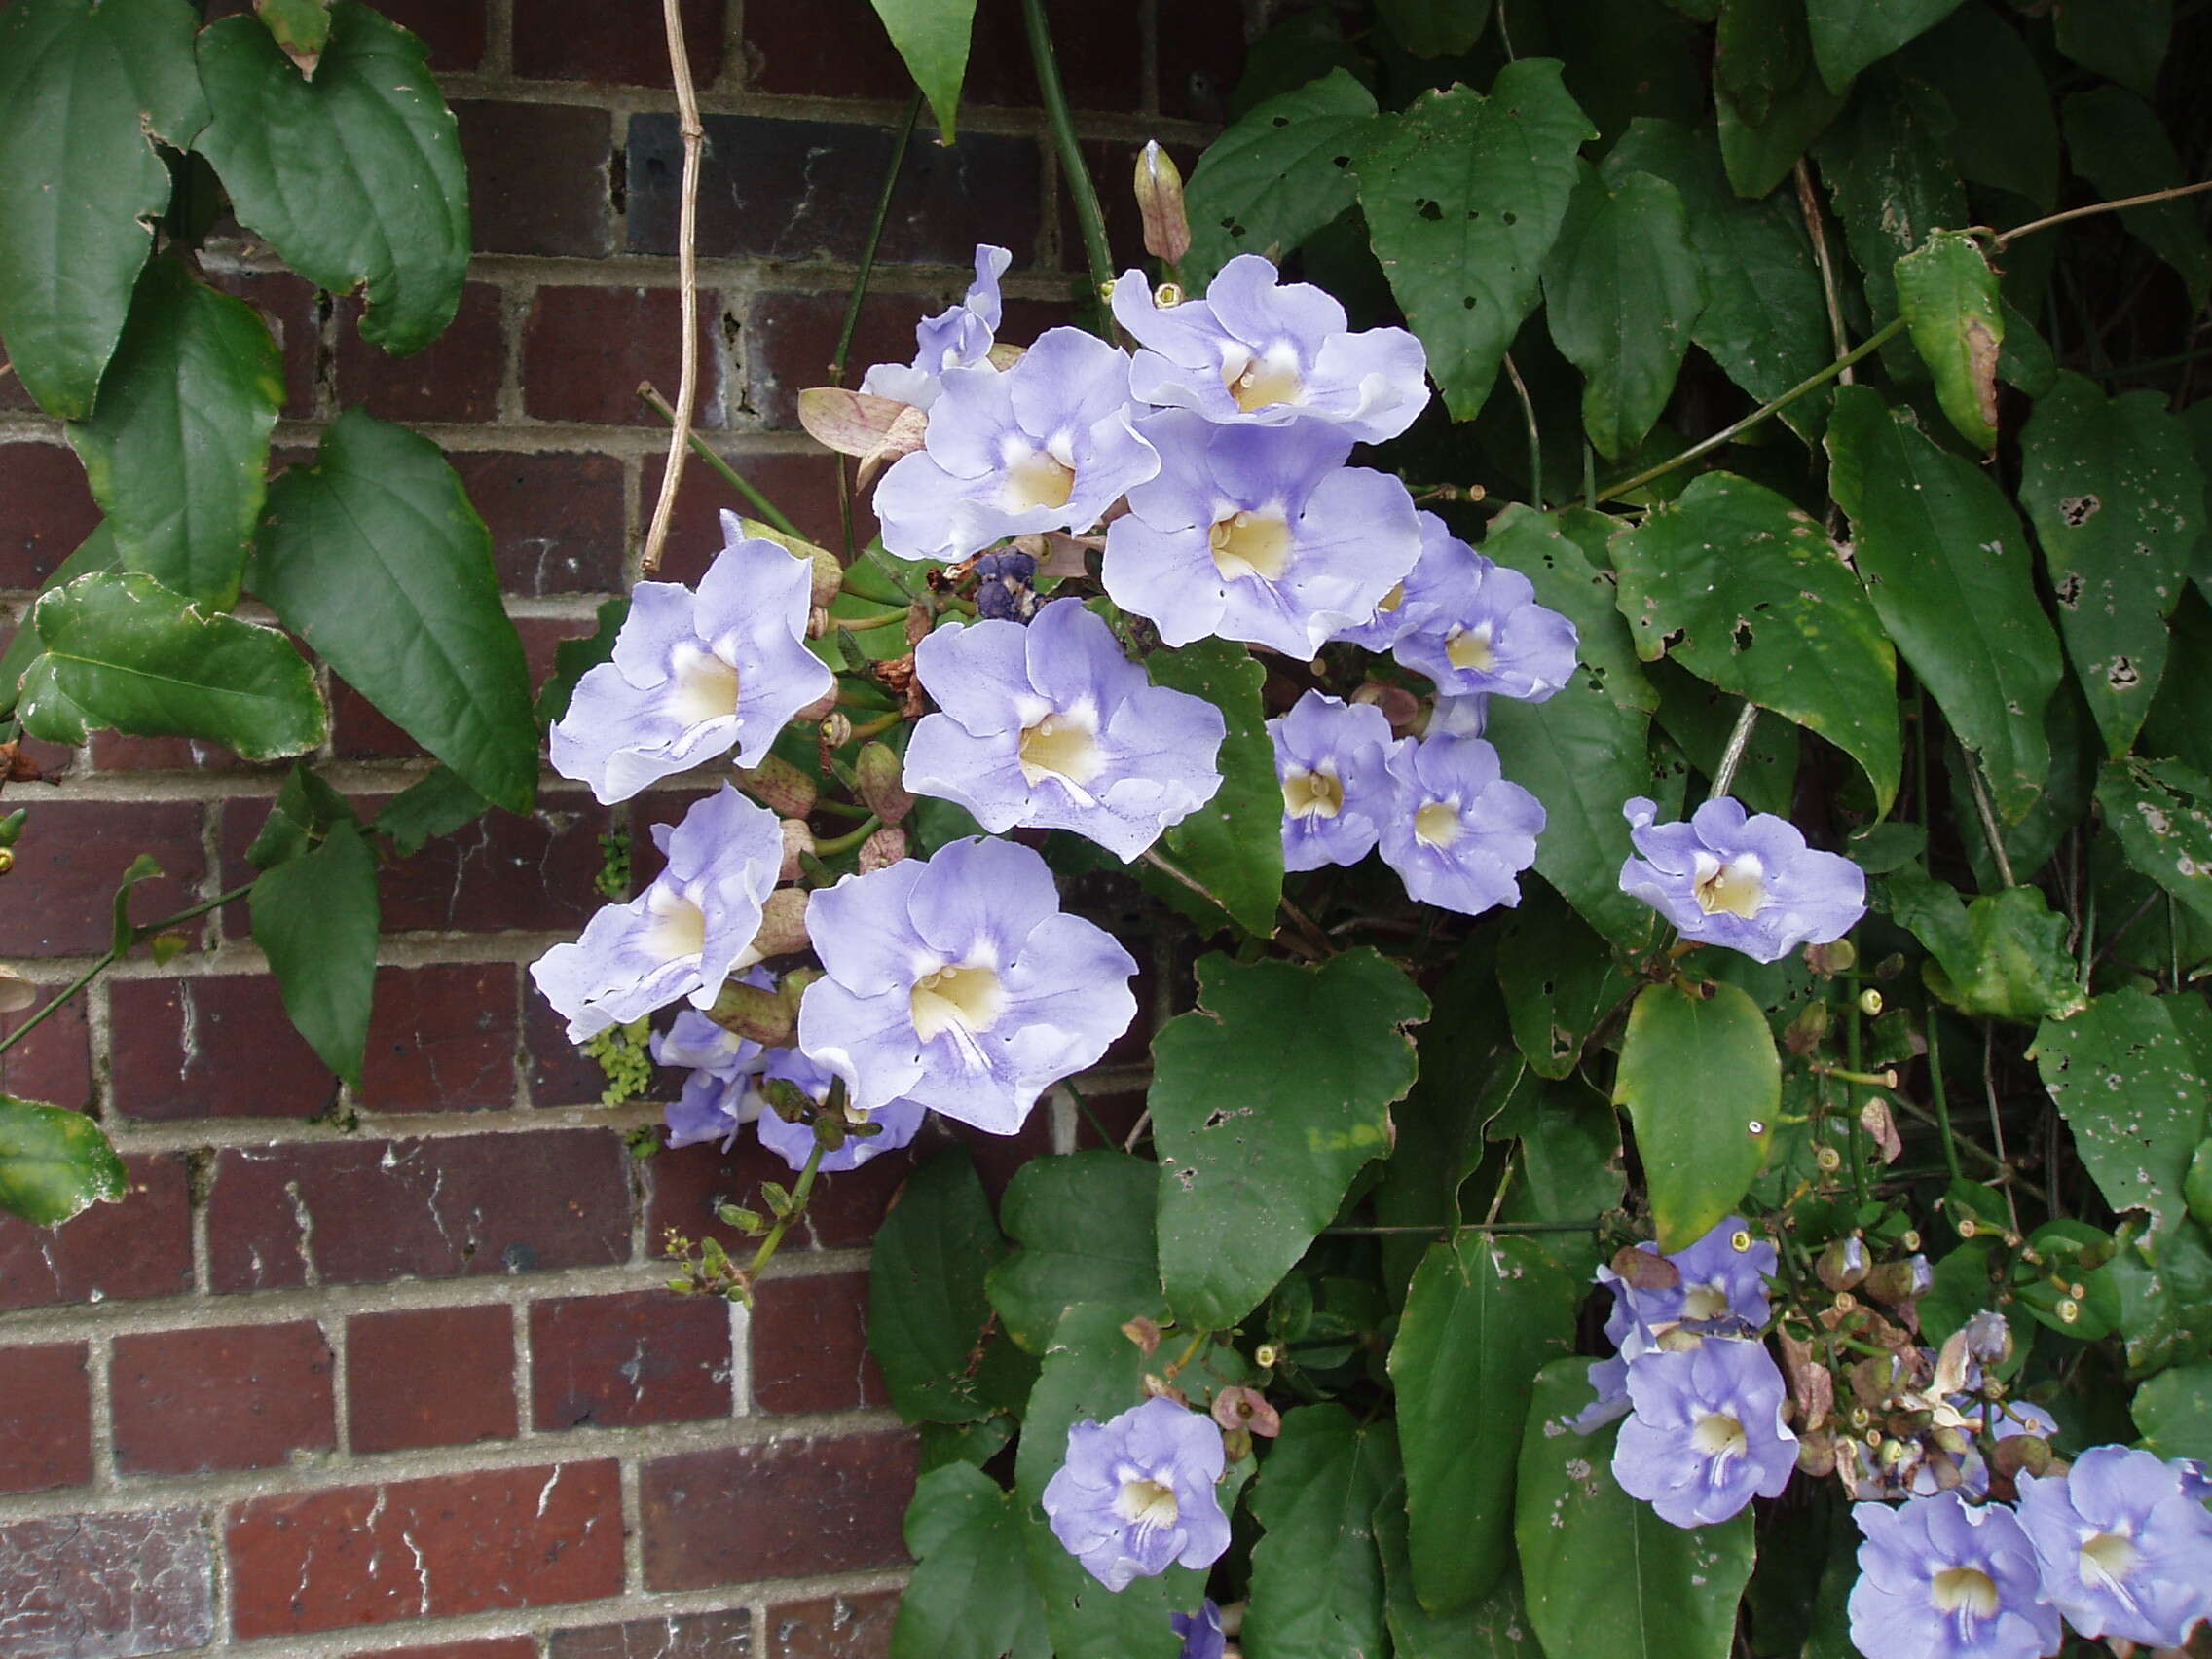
[1848,1493,2059,1659]
[875,328,1159,563]
[1618,796,1867,964]
[552,519,834,804]
[1268,690,1399,871]
[1111,255,1430,442]
[1041,1396,1231,1591]
[532,786,782,1042]
[859,243,1013,411]
[1391,553,1578,703]
[903,598,1225,860]
[1376,734,1544,916]
[1580,1218,1776,1431]
[1614,1338,1798,1528]
[749,1045,928,1174]
[1332,511,1480,652]
[1172,1601,1227,1659]
[1105,411,1421,658]
[798,837,1137,1134]
[971,548,1039,622]
[2015,1445,2212,1647]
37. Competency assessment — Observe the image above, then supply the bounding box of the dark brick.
[453,449,627,593]
[0,1152,194,1310]
[525,986,615,1108]
[0,1509,215,1659]
[0,442,100,589]
[328,674,424,759]
[88,729,256,772]
[361,1641,539,1659]
[628,115,1043,268]
[203,265,322,419]
[458,100,616,259]
[0,1344,91,1493]
[206,1129,631,1294]
[226,1461,623,1638]
[203,0,486,69]
[641,1432,918,1589]
[744,0,1137,111]
[741,0,909,100]
[644,448,869,583]
[0,799,204,956]
[550,1608,754,1659]
[355,962,521,1113]
[335,280,505,424]
[752,1271,883,1414]
[739,290,917,432]
[647,1132,915,1255]
[765,1591,901,1659]
[1157,0,1244,123]
[111,1321,335,1476]
[531,1289,732,1430]
[348,1304,518,1454]
[0,983,92,1109]
[109,973,334,1121]
[512,0,722,86]
[521,285,730,427]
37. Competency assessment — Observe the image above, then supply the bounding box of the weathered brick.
[752,1271,884,1414]
[452,449,628,593]
[521,285,730,427]
[525,987,614,1108]
[646,450,866,583]
[335,280,506,424]
[741,0,909,100]
[203,265,322,418]
[531,1288,732,1430]
[111,1320,335,1476]
[0,799,204,956]
[87,729,255,772]
[0,1508,215,1659]
[0,982,92,1109]
[226,1461,623,1638]
[627,115,1043,267]
[738,290,916,432]
[0,442,100,589]
[511,0,722,86]
[641,1432,918,1589]
[647,1132,915,1256]
[347,1303,518,1454]
[458,100,617,258]
[357,962,522,1113]
[0,1343,92,1493]
[765,1591,901,1659]
[360,1641,539,1659]
[0,1152,193,1310]
[206,1129,631,1294]
[109,973,334,1121]
[549,1608,754,1659]
[203,0,486,69]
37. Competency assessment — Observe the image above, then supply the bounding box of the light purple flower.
[532,785,782,1043]
[904,598,1225,860]
[1428,692,1489,739]
[1849,1493,2060,1659]
[1041,1396,1231,1592]
[797,837,1137,1134]
[1111,255,1430,443]
[1618,796,1867,964]
[2016,1445,2212,1647]
[859,243,1012,410]
[552,516,833,804]
[1577,1217,1780,1429]
[655,996,768,1151]
[1268,690,1398,871]
[750,1045,928,1174]
[1173,1602,1227,1659]
[1103,411,1421,658]
[1377,734,1543,916]
[1391,553,1578,703]
[1614,1338,1797,1528]
[874,328,1159,563]
[1332,511,1480,651]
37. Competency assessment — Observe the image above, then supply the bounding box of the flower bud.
[739,754,819,818]
[1134,144,1192,264]
[1253,1342,1282,1370]
[1863,1255,1933,1309]
[778,819,815,883]
[795,689,838,723]
[1818,1236,1870,1292]
[1121,1316,1162,1354]
[1796,1429,1839,1477]
[1962,1309,2012,1367]
[0,808,26,848]
[1608,1243,1681,1292]
[1990,1433,2054,1482]
[1858,986,1883,1016]
[752,888,813,958]
[819,711,854,749]
[1804,938,1858,976]
[858,825,908,872]
[855,742,915,825]
[1219,1425,1253,1464]
[707,977,799,1047]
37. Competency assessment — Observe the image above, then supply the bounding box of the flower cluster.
[1618,795,1867,963]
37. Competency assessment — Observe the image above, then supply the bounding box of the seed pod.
[739,755,819,819]
[778,819,816,884]
[752,888,813,958]
[858,825,908,872]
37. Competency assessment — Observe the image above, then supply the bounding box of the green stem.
[1019,0,1114,305]
[638,386,802,538]
[740,1140,827,1300]
[1845,988,1872,1205]
[1503,352,1543,507]
[832,92,924,385]
[814,815,883,858]
[1924,1000,1964,1182]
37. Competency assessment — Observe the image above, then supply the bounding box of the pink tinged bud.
[1348,682,1421,736]
[855,742,915,825]
[1609,1242,1682,1292]
[778,819,816,883]
[1134,141,1192,265]
[858,825,908,872]
[1209,1385,1281,1438]
[1860,1097,1903,1164]
[795,690,838,724]
[754,888,813,958]
[1122,1317,1162,1353]
[740,755,819,819]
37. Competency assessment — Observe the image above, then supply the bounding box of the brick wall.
[0,1,1240,1653]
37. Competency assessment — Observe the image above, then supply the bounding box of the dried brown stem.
[640,0,705,576]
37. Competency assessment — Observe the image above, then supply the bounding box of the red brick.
[744,0,1136,110]
[641,1432,918,1589]
[0,983,92,1109]
[0,799,205,955]
[111,1320,335,1476]
[526,987,616,1108]
[521,285,729,427]
[512,0,722,85]
[207,1129,631,1293]
[739,290,914,432]
[0,442,99,589]
[348,1304,518,1454]
[742,0,909,100]
[88,729,255,771]
[110,973,330,1120]
[765,1591,901,1659]
[203,265,322,419]
[531,1288,732,1430]
[648,1132,915,1256]
[356,962,520,1113]
[203,0,486,69]
[644,447,872,584]
[335,281,505,424]
[550,1609,754,1658]
[453,449,627,593]
[459,100,618,259]
[0,1152,193,1310]
[329,674,424,759]
[752,1271,884,1414]
[226,1460,624,1638]
[1157,0,1244,123]
[361,1641,539,1659]
[0,1508,215,1659]
[0,1344,91,1493]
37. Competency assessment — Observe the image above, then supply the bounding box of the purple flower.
[2016,1445,2212,1648]
[1333,511,1480,651]
[859,243,1012,410]
[1268,690,1399,871]
[532,785,783,1043]
[904,598,1225,860]
[1849,1493,2060,1659]
[1104,411,1422,658]
[1614,1339,1798,1528]
[875,328,1159,563]
[750,1046,928,1174]
[1391,553,1579,703]
[1578,1217,1776,1431]
[1041,1396,1231,1592]
[552,517,833,804]
[797,837,1137,1134]
[1376,734,1544,916]
[1111,255,1430,443]
[1428,692,1489,739]
[1173,1602,1227,1659]
[655,998,768,1151]
[1618,796,1866,964]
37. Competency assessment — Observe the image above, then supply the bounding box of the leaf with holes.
[1895,230,2004,454]
[1486,506,1655,715]
[0,1098,128,1227]
[1242,1405,1400,1659]
[1614,980,1777,1252]
[986,1150,1165,1354]
[2097,758,2212,932]
[1183,69,1378,287]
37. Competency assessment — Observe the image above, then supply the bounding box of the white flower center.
[1224,346,1303,412]
[1208,510,1292,581]
[1414,800,1461,849]
[1681,1283,1730,1321]
[1446,622,1497,673]
[1693,851,1768,919]
[2080,1530,2139,1590]
[1114,1474,1180,1533]
[671,643,741,726]
[1691,1411,1748,1470]
[645,885,707,961]
[1929,1567,1999,1621]
[1004,449,1076,511]
[1017,711,1104,787]
[909,963,1006,1041]
[1283,767,1344,820]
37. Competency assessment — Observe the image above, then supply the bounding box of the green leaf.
[1614,980,1778,1251]
[1898,3,2059,212]
[254,0,332,74]
[536,598,629,727]
[1825,385,2063,822]
[1515,1361,1756,1659]
[1145,637,1283,936]
[986,1151,1165,1354]
[250,817,379,1086]
[1885,873,2087,1023]
[17,571,325,759]
[2020,375,2206,756]
[894,1463,1051,1659]
[1390,1234,1577,1612]
[0,524,119,719]
[1805,0,1963,92]
[1713,0,1806,126]
[1815,74,1968,339]
[1895,231,2004,453]
[1487,506,1655,714]
[1354,61,1597,421]
[247,762,356,870]
[0,0,208,417]
[1647,657,1801,817]
[108,852,165,955]
[866,0,977,142]
[2061,88,2208,313]
[868,1149,1011,1424]
[1487,1078,1624,1280]
[1184,69,1379,287]
[0,1098,129,1227]
[1713,0,1849,203]
[1378,0,1491,56]
[64,259,284,610]
[193,1,468,357]
[1375,1486,1539,1659]
[2053,0,2170,101]
[2097,758,2212,931]
[2110,1216,2212,1374]
[372,766,492,859]
[1243,1405,1400,1659]
[248,411,537,813]
[1496,884,1633,1079]
[1611,470,1900,812]
[2132,1361,2212,1463]
[1152,949,1427,1329]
